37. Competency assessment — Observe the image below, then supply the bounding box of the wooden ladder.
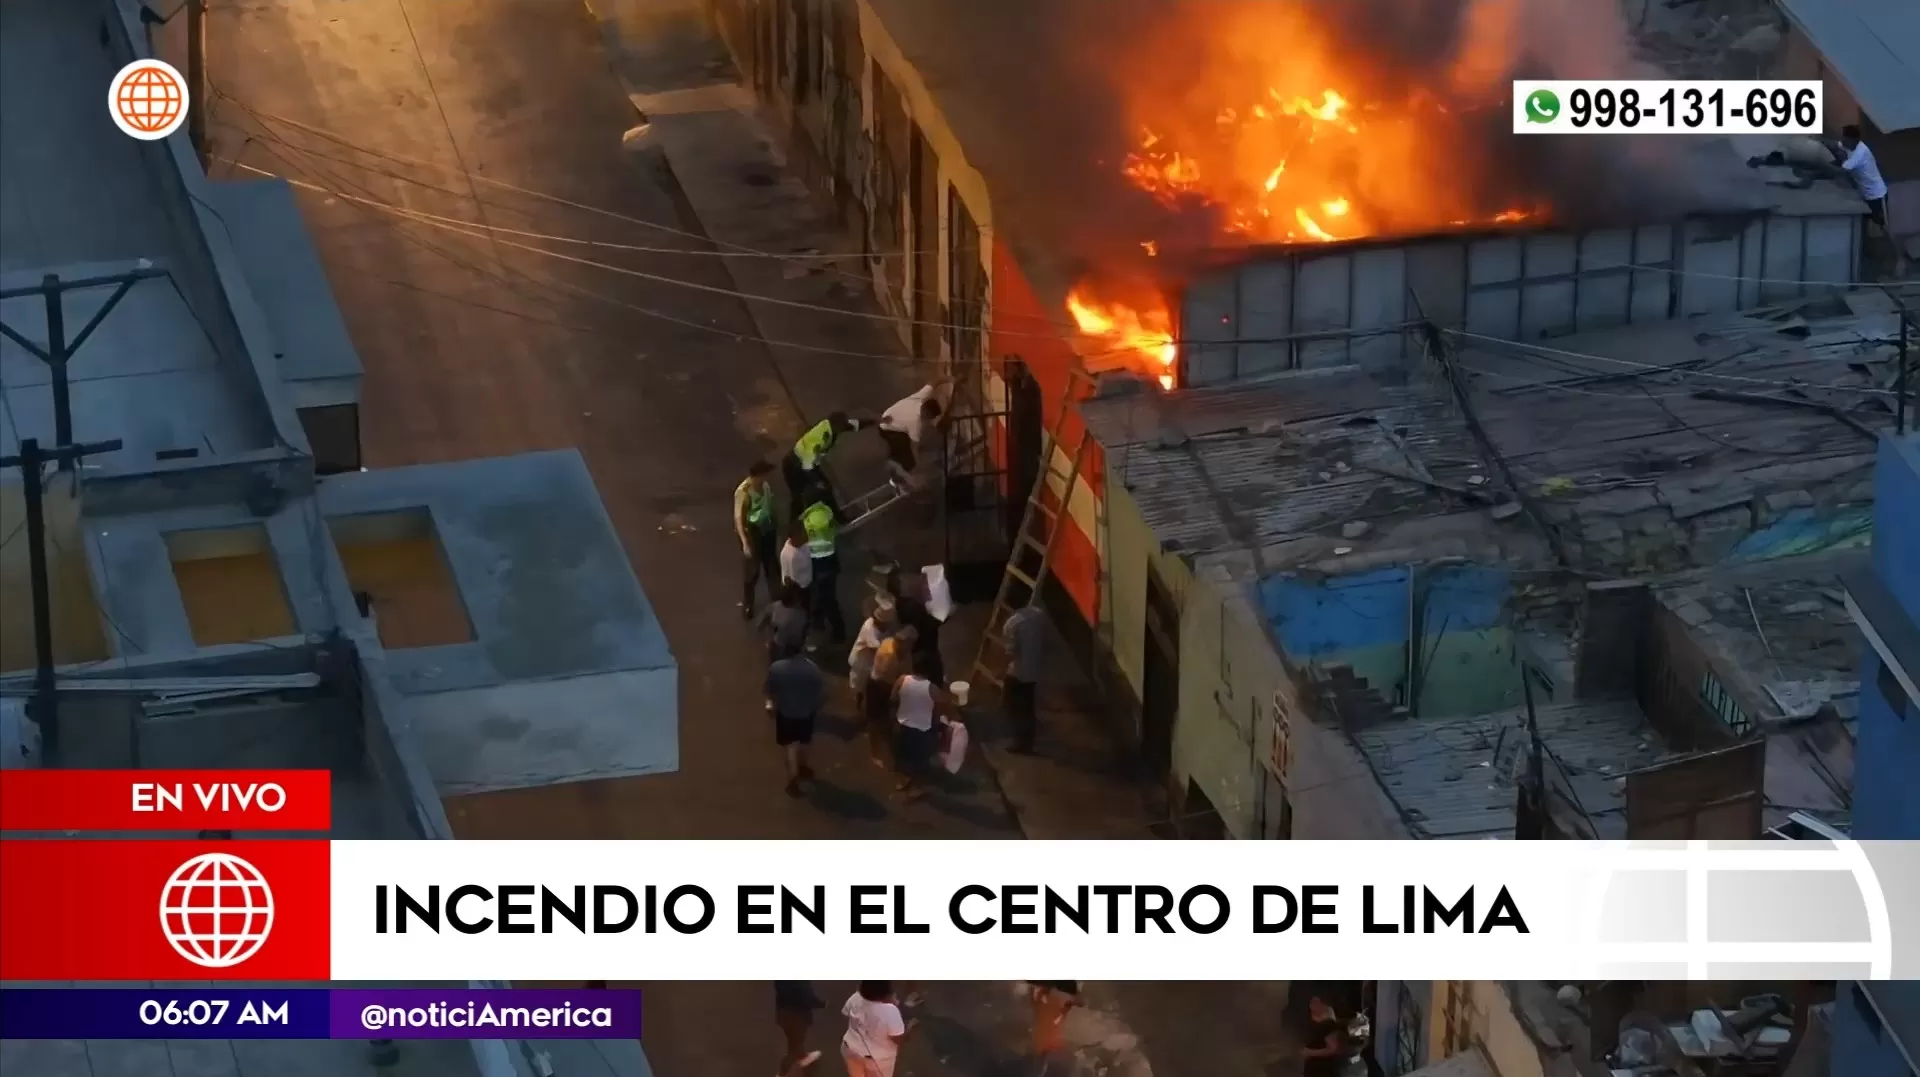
[968,365,1095,695]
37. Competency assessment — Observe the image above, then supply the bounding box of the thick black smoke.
[917,0,1741,281]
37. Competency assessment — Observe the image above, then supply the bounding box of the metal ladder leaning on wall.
[968,365,1096,697]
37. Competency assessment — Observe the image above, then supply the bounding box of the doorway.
[1004,359,1043,544]
[1142,564,1179,781]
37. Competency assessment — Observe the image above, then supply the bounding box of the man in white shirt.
[876,377,953,484]
[1835,125,1891,232]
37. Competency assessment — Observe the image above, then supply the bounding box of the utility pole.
[1,438,123,763]
[0,267,166,466]
[1514,663,1548,840]
[186,0,208,169]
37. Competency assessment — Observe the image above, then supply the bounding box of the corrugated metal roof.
[1082,370,1489,563]
[1776,0,1920,132]
[1350,700,1668,840]
[1452,300,1899,575]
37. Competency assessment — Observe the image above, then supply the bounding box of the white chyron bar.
[325,839,1912,981]
[1513,80,1823,135]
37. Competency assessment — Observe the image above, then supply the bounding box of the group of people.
[739,381,963,799]
[774,980,1081,1077]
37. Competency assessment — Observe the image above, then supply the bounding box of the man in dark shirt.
[765,644,824,798]
[774,980,824,1076]
[1002,603,1048,754]
[1301,996,1346,1077]
[761,581,810,659]
[894,591,945,686]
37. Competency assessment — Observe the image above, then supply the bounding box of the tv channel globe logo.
[108,60,189,141]
[1588,840,1894,980]
[159,852,275,969]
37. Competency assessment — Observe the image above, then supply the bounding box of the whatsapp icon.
[1524,89,1561,124]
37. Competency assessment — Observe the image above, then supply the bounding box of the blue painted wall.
[1831,981,1919,1077]
[1850,436,1920,842]
[1258,564,1519,716]
[1834,437,1920,1076]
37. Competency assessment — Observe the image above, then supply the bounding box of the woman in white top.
[891,661,953,797]
[841,981,910,1077]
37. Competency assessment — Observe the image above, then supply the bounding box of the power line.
[1442,327,1901,399]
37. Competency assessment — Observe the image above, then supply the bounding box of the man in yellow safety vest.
[781,411,868,523]
[735,460,779,619]
[799,497,847,644]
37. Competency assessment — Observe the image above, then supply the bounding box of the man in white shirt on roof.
[1831,125,1901,270]
[876,376,954,486]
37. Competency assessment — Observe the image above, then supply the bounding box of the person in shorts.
[775,981,825,1077]
[765,643,823,798]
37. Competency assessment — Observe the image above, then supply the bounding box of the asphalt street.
[204,1,1295,1074]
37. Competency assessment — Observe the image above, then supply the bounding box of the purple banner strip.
[329,989,640,1040]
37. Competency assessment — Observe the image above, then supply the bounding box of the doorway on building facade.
[1142,565,1179,784]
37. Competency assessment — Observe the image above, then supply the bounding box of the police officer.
[800,497,848,644]
[735,460,780,619]
[782,411,868,523]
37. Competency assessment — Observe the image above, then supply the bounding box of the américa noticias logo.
[108,59,190,141]
[159,852,276,969]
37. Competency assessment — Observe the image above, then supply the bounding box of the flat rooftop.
[1082,366,1536,578]
[1087,288,1901,583]
[1349,698,1672,840]
[0,0,278,468]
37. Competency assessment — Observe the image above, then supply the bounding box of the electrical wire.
[213,85,998,322]
[219,141,932,366]
[1442,327,1900,398]
[218,86,1917,389]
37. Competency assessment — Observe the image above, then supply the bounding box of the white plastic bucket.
[950,680,971,707]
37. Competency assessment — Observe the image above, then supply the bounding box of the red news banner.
[0,770,334,981]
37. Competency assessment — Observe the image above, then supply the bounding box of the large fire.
[1067,0,1549,387]
[1066,289,1178,390]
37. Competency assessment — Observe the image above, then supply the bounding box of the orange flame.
[1067,0,1545,386]
[1067,288,1177,391]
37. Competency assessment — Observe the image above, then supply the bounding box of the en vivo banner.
[1,771,1915,982]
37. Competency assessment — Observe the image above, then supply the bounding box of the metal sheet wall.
[1179,211,1862,388]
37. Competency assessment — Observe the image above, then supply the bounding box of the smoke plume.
[965,0,1731,276]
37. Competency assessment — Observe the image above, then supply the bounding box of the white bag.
[940,719,969,773]
[922,564,953,622]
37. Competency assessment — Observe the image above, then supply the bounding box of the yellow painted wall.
[1423,981,1551,1077]
[0,475,109,673]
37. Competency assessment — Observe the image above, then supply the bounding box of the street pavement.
[206,1,1297,1074]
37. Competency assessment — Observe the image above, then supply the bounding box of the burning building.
[707,0,1876,775]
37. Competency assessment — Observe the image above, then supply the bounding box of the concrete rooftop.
[1086,287,1901,586]
[0,3,667,1075]
[0,0,282,469]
